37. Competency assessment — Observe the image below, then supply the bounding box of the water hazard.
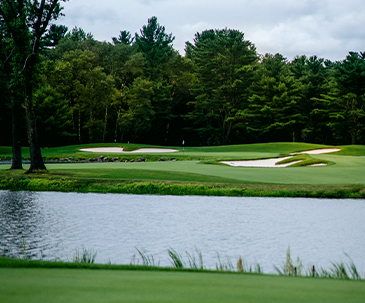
[0,190,364,274]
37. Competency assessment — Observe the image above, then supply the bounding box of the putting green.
[0,268,363,303]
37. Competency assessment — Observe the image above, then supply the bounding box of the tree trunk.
[114,107,121,143]
[103,107,108,143]
[10,97,23,170]
[24,78,46,174]
[351,128,356,145]
[78,108,82,144]
[89,112,93,142]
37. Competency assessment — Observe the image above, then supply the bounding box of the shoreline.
[0,177,364,199]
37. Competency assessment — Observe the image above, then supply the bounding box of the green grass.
[0,265,364,303]
[1,143,365,197]
[0,142,340,161]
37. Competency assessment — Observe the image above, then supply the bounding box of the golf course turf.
[1,258,364,303]
[0,142,365,197]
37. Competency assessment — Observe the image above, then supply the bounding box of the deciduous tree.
[0,0,67,173]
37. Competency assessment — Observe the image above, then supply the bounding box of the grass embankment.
[1,143,365,198]
[1,258,364,303]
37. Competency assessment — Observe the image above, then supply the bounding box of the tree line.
[1,1,365,172]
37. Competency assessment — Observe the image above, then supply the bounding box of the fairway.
[1,143,365,196]
[39,154,365,185]
[1,268,364,303]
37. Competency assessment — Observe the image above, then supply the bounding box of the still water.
[0,190,364,274]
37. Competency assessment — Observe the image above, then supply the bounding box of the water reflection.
[0,191,44,258]
[0,190,364,274]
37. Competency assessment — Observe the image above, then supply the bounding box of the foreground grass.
[0,258,364,303]
[1,143,365,198]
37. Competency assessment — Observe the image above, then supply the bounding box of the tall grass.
[128,246,362,280]
[186,247,204,269]
[273,247,361,280]
[131,248,159,266]
[2,245,362,281]
[72,247,97,264]
[306,254,362,280]
[168,249,184,268]
[237,256,263,274]
[215,253,234,271]
[274,246,304,276]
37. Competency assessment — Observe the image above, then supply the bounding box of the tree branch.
[39,0,60,38]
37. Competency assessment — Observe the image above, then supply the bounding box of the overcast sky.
[58,0,365,61]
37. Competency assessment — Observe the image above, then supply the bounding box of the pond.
[0,190,364,274]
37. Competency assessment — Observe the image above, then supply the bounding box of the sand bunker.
[221,148,340,168]
[291,148,341,155]
[221,157,302,168]
[80,147,178,153]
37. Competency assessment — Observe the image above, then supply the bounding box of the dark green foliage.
[134,16,175,79]
[112,30,134,45]
[65,26,94,42]
[34,84,74,146]
[188,28,258,145]
[242,53,303,142]
[328,52,365,144]
[121,77,155,137]
[289,55,333,144]
[46,24,68,47]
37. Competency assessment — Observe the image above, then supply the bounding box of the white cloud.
[57,0,365,61]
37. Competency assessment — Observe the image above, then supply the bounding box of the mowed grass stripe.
[55,167,244,184]
[43,154,365,185]
[0,268,364,303]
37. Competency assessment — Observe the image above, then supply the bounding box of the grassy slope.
[1,267,364,303]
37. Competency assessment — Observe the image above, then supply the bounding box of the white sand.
[309,163,327,167]
[79,147,178,153]
[221,148,340,168]
[221,157,302,168]
[291,148,341,155]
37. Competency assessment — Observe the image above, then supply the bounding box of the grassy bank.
[1,143,365,198]
[1,258,364,303]
[0,177,364,198]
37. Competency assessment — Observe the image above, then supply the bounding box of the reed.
[273,247,362,280]
[132,247,158,266]
[185,247,204,269]
[168,249,184,268]
[72,247,97,264]
[307,254,362,280]
[274,247,303,276]
[237,256,263,274]
[215,253,234,271]
[2,244,363,281]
